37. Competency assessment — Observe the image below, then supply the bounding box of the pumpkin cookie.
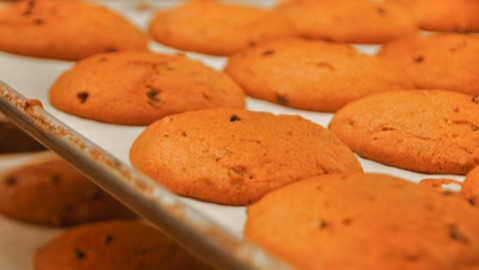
[0,0,148,60]
[224,38,414,112]
[0,154,136,226]
[129,108,362,205]
[245,173,479,270]
[390,0,479,32]
[34,220,212,270]
[49,51,245,125]
[329,90,479,175]
[378,33,479,96]
[148,1,296,56]
[275,0,417,44]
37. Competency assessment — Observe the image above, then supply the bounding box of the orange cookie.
[0,155,136,226]
[390,0,479,32]
[34,220,212,270]
[148,1,296,56]
[275,0,417,44]
[130,108,362,205]
[49,51,245,125]
[225,38,414,112]
[0,0,148,60]
[379,33,479,96]
[329,90,479,175]
[245,173,479,270]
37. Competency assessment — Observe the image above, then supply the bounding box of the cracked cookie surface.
[329,90,479,174]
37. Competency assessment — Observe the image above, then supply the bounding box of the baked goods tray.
[0,1,463,269]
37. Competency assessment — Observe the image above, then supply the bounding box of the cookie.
[129,108,362,205]
[378,33,479,96]
[0,0,148,60]
[0,113,46,153]
[224,38,414,112]
[390,0,479,32]
[0,154,136,226]
[49,51,245,125]
[245,173,479,270]
[34,220,212,270]
[329,90,479,175]
[275,0,418,44]
[462,165,479,206]
[148,1,296,56]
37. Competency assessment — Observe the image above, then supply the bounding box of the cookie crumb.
[261,50,275,56]
[276,94,289,105]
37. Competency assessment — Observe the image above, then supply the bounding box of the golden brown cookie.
[390,0,479,32]
[0,0,148,60]
[275,0,418,44]
[49,51,245,125]
[329,90,479,175]
[34,220,212,270]
[378,33,479,96]
[224,38,414,112]
[148,1,296,56]
[130,108,362,205]
[0,154,136,226]
[245,173,479,270]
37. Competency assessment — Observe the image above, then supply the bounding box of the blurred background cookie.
[34,220,213,270]
[390,0,479,32]
[276,0,418,44]
[0,112,46,154]
[148,1,296,56]
[0,0,148,60]
[0,154,137,226]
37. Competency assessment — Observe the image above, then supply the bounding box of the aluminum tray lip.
[0,79,293,270]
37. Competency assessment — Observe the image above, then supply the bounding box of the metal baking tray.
[0,1,463,269]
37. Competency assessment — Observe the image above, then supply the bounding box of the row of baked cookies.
[1,0,479,61]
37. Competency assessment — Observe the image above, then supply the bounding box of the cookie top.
[49,51,245,125]
[245,173,479,270]
[224,38,414,112]
[390,0,479,32]
[34,220,212,270]
[378,33,479,96]
[148,1,296,56]
[129,108,362,205]
[329,90,479,175]
[0,154,136,226]
[275,0,418,44]
[0,0,148,60]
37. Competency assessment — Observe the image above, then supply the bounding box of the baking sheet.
[0,0,465,269]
